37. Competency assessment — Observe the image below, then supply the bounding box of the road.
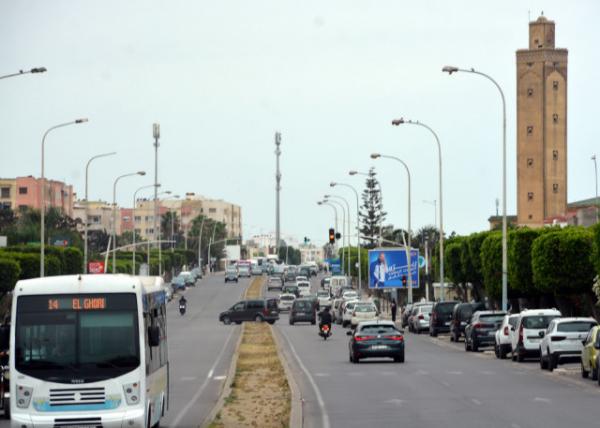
[271,275,600,428]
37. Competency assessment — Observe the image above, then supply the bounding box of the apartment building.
[0,176,74,216]
[73,201,119,234]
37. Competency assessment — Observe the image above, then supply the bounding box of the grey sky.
[2,1,599,245]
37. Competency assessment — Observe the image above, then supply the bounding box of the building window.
[18,187,28,195]
[527,126,533,135]
[1,202,11,210]
[527,158,534,167]
[527,88,533,97]
[123,216,130,222]
[134,216,141,223]
[553,113,559,123]
[553,150,558,160]
[90,216,101,224]
[209,208,217,213]
[0,187,10,198]
[527,192,534,201]
[553,183,559,193]
[528,214,533,219]
[553,81,559,90]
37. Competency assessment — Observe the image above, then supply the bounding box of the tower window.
[528,214,533,220]
[528,192,534,201]
[553,150,559,160]
[527,88,534,97]
[534,39,539,46]
[527,158,534,167]
[553,81,559,90]
[553,183,559,193]
[527,126,534,135]
[553,113,559,123]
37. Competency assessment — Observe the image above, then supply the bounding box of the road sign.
[88,261,105,274]
[418,255,426,268]
[368,247,419,289]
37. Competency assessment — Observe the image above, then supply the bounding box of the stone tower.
[516,15,568,226]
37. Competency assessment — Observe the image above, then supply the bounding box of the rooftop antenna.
[528,10,531,22]
[495,198,500,217]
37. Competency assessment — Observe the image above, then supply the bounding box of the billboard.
[325,258,342,275]
[88,261,105,274]
[225,245,241,261]
[368,247,419,289]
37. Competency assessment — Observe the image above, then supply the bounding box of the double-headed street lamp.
[132,184,161,274]
[331,182,362,291]
[0,67,46,80]
[40,118,89,277]
[371,153,413,303]
[442,65,507,310]
[324,194,351,275]
[83,152,117,273]
[112,171,145,273]
[391,117,445,302]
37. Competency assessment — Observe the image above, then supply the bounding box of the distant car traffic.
[317,290,332,308]
[450,302,485,342]
[219,299,279,325]
[289,298,316,325]
[238,265,251,278]
[225,267,239,283]
[178,271,196,287]
[321,277,331,289]
[410,303,433,334]
[251,265,263,276]
[171,276,186,291]
[341,300,360,328]
[464,311,506,352]
[539,317,597,371]
[348,320,405,363]
[282,284,300,298]
[297,281,311,297]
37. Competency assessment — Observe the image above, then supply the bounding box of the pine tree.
[359,167,386,248]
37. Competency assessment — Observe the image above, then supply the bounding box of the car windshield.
[557,321,597,332]
[227,268,237,273]
[420,305,433,313]
[435,303,457,314]
[15,293,140,384]
[355,305,376,313]
[359,325,397,334]
[317,291,329,297]
[522,315,559,329]
[346,302,357,310]
[173,277,185,284]
[479,314,505,323]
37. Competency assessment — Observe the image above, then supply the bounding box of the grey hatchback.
[289,298,316,325]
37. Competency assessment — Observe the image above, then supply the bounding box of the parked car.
[238,265,251,278]
[282,284,300,298]
[540,317,597,371]
[342,300,360,328]
[219,299,279,325]
[450,302,486,342]
[511,308,562,362]
[581,325,600,381]
[410,304,433,334]
[251,265,263,276]
[297,281,311,297]
[321,276,331,289]
[464,311,506,352]
[348,320,404,363]
[350,302,379,329]
[267,276,284,291]
[289,298,316,325]
[495,314,520,359]
[191,267,203,280]
[178,271,196,287]
[332,298,344,324]
[278,293,296,312]
[429,301,459,337]
[317,289,332,308]
[171,276,186,291]
[401,304,414,329]
[225,267,239,283]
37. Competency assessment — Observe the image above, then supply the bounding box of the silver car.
[410,304,433,334]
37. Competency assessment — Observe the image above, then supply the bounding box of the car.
[171,276,186,291]
[289,298,316,325]
[410,303,433,334]
[298,267,311,279]
[332,298,344,324]
[295,275,309,283]
[510,308,562,362]
[401,304,413,329]
[540,317,597,371]
[342,290,358,301]
[429,301,459,337]
[282,284,300,298]
[191,267,203,280]
[450,302,486,342]
[464,311,506,352]
[304,294,320,312]
[267,276,284,291]
[350,302,379,329]
[494,314,520,359]
[581,325,600,381]
[238,265,251,278]
[219,299,279,325]
[251,265,263,276]
[321,277,331,289]
[278,293,296,311]
[317,289,332,308]
[163,285,173,301]
[178,271,196,287]
[225,267,239,283]
[297,281,311,297]
[338,286,355,299]
[284,269,297,282]
[348,320,405,363]
[330,276,348,296]
[341,300,360,328]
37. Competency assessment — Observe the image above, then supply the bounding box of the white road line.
[447,370,463,375]
[533,397,551,403]
[169,327,236,428]
[213,375,227,381]
[314,373,331,377]
[441,381,450,387]
[471,398,482,405]
[279,328,331,428]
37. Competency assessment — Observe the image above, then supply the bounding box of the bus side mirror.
[148,326,160,347]
[0,326,9,350]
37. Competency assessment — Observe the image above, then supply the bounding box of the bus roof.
[14,274,164,297]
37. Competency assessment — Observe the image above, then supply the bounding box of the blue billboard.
[368,248,419,289]
[325,258,342,275]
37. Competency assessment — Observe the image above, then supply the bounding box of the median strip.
[206,276,291,427]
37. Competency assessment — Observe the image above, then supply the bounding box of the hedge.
[0,258,21,293]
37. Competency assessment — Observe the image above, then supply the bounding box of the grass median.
[207,276,291,428]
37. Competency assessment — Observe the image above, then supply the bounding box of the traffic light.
[402,275,407,287]
[304,237,310,244]
[329,228,335,244]
[335,232,341,240]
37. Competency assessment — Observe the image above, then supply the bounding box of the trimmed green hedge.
[0,258,21,293]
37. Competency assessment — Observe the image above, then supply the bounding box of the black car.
[282,284,300,297]
[348,320,405,363]
[450,302,486,342]
[289,298,317,325]
[321,277,331,289]
[429,301,459,337]
[464,311,506,352]
[219,299,279,325]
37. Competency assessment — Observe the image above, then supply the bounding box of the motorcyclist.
[318,306,332,330]
[179,296,187,307]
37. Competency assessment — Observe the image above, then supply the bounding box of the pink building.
[15,176,74,217]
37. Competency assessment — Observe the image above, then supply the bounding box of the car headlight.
[123,381,141,405]
[16,385,33,408]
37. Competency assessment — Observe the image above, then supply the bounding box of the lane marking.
[169,327,237,428]
[415,369,429,376]
[213,376,227,381]
[441,381,450,387]
[471,398,482,405]
[447,370,463,375]
[279,328,331,428]
[314,373,330,377]
[533,397,551,403]
[385,398,405,406]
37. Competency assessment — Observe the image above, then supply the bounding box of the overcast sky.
[2,1,599,245]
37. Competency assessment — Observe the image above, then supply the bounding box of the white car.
[494,314,519,359]
[278,293,296,311]
[342,300,360,328]
[267,276,283,291]
[410,304,433,334]
[350,302,379,329]
[295,276,309,283]
[342,290,358,301]
[511,308,561,362]
[540,317,598,371]
[332,298,344,324]
[317,290,332,308]
[297,281,311,297]
[330,276,348,296]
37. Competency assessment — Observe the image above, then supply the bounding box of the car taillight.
[355,335,376,342]
[418,314,424,320]
[432,312,437,321]
[503,326,509,336]
[518,324,524,344]
[388,335,404,341]
[551,336,567,342]
[263,309,269,316]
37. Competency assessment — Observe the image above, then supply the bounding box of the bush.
[480,232,502,299]
[63,247,83,274]
[508,228,542,296]
[0,258,21,293]
[45,255,62,277]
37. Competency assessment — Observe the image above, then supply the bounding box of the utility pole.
[275,132,282,259]
[424,234,430,302]
[153,123,161,276]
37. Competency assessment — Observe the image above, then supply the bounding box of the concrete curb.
[271,326,303,428]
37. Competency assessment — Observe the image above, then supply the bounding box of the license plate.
[371,345,388,350]
[297,312,305,316]
[444,322,450,326]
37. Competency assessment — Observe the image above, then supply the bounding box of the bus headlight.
[122,382,140,405]
[16,385,33,408]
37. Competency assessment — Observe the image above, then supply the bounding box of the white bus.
[9,274,169,428]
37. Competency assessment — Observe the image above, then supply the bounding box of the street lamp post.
[593,155,599,223]
[198,217,205,269]
[0,67,46,80]
[112,171,145,273]
[40,118,88,277]
[371,153,413,303]
[331,182,362,291]
[132,184,160,275]
[442,66,507,310]
[323,198,346,275]
[325,195,351,276]
[84,152,117,273]
[207,222,218,273]
[391,117,445,302]
[423,199,437,228]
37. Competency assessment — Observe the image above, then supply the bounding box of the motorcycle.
[319,323,332,340]
[179,303,186,315]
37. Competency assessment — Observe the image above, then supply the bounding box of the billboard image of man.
[371,252,388,288]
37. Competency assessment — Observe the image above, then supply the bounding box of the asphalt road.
[271,275,600,428]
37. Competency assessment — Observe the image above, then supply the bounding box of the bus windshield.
[15,293,140,384]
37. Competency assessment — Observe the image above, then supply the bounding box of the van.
[330,276,348,295]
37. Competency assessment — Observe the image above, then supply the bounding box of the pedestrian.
[391,299,398,323]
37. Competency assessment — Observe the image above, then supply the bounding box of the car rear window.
[435,302,457,314]
[360,325,397,334]
[317,291,329,297]
[294,301,311,309]
[479,314,505,323]
[557,321,597,332]
[355,305,376,313]
[280,295,294,301]
[420,305,433,313]
[522,315,559,329]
